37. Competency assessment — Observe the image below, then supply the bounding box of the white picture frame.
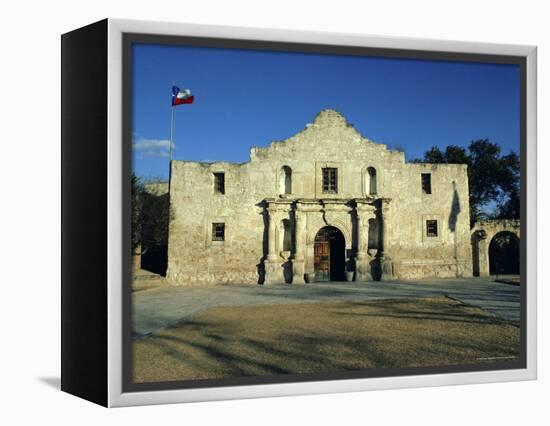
[61,18,537,407]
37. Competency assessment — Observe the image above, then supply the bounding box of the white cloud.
[132,137,173,158]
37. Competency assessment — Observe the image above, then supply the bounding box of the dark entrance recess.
[314,226,346,281]
[489,231,520,275]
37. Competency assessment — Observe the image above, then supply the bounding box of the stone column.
[267,209,277,260]
[263,204,284,284]
[378,198,395,281]
[292,206,306,283]
[355,202,376,281]
[476,230,490,277]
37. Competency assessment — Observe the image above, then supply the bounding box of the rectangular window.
[426,220,438,237]
[421,173,432,194]
[212,223,225,241]
[214,172,225,194]
[322,168,338,193]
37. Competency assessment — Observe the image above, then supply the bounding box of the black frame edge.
[61,18,109,407]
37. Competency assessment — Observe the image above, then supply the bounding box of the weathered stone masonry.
[166,110,473,285]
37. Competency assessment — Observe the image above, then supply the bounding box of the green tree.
[495,151,520,219]
[140,186,170,250]
[413,140,520,225]
[131,176,171,274]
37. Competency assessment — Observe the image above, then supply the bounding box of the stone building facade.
[166,110,473,285]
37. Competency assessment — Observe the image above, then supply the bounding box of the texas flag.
[172,86,195,106]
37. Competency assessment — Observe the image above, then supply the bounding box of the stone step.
[133,269,164,281]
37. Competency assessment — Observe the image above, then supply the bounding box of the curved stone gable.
[250,109,404,166]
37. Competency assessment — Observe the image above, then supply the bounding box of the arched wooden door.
[314,226,345,281]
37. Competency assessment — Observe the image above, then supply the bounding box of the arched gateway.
[313,226,346,281]
[471,220,520,277]
[489,231,520,275]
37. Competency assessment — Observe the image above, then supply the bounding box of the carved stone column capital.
[377,197,392,215]
[356,204,376,222]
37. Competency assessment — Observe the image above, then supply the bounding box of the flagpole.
[169,104,174,163]
[168,91,174,196]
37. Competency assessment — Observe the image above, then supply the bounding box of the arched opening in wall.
[367,218,379,254]
[281,219,293,283]
[367,167,377,195]
[489,231,520,275]
[282,219,292,252]
[313,226,345,282]
[280,165,292,195]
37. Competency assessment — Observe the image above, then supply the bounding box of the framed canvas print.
[61,19,537,407]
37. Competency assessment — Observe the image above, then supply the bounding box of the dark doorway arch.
[489,231,520,275]
[314,226,345,281]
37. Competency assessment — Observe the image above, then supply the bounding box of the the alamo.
[161,109,520,286]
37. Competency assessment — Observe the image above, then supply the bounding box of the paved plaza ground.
[133,276,520,338]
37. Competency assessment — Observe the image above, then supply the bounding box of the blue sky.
[132,43,520,180]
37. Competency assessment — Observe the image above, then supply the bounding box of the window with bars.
[212,223,225,241]
[426,220,438,237]
[421,173,432,194]
[214,172,225,194]
[322,167,338,193]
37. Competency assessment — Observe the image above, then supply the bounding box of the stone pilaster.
[355,201,376,281]
[378,198,395,281]
[263,204,284,284]
[476,230,490,277]
[292,206,306,283]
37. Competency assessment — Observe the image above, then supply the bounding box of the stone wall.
[167,110,472,285]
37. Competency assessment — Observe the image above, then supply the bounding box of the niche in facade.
[280,165,292,195]
[367,167,377,195]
